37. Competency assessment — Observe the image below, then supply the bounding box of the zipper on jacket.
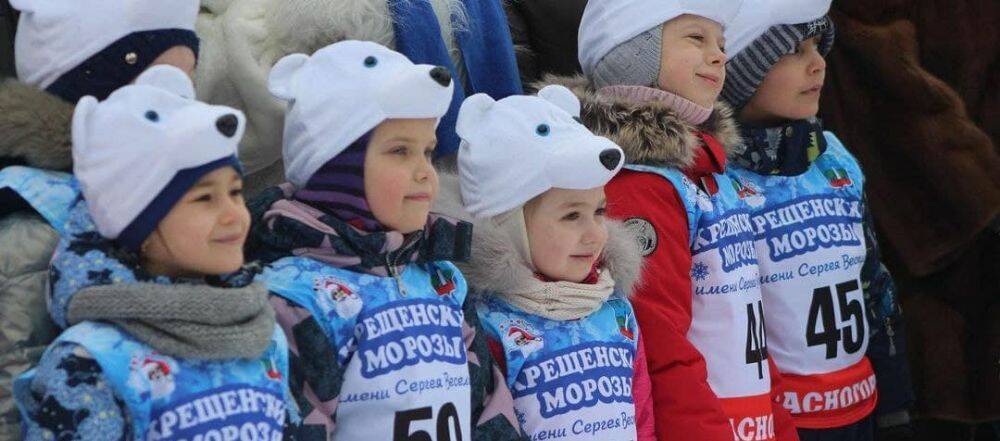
[885,316,897,357]
[386,255,407,297]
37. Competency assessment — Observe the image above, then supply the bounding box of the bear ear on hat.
[456,93,497,139]
[268,53,310,102]
[70,96,99,161]
[537,85,581,118]
[134,65,195,99]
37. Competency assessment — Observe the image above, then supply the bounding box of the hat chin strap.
[493,207,535,273]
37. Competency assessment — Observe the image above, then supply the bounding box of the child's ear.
[70,96,99,164]
[537,85,581,118]
[134,65,195,99]
[456,93,496,139]
[268,53,310,102]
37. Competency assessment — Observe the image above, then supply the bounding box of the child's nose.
[415,157,435,182]
[582,222,604,244]
[809,52,827,75]
[706,45,726,65]
[219,197,245,223]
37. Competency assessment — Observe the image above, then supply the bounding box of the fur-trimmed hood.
[536,74,742,170]
[434,172,644,298]
[0,80,73,171]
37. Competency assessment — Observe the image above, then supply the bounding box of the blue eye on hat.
[364,56,378,68]
[145,110,159,122]
[536,124,550,136]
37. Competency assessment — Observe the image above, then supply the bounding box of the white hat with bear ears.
[457,84,625,219]
[268,40,455,188]
[72,65,245,251]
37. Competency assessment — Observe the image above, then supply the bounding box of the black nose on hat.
[429,67,452,87]
[216,114,239,138]
[599,149,622,171]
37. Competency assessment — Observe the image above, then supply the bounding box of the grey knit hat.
[721,15,835,110]
[591,26,663,89]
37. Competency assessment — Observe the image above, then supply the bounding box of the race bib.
[334,298,472,441]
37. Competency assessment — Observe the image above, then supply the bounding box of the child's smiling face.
[364,118,440,234]
[141,167,249,278]
[658,14,727,108]
[523,187,609,283]
[740,36,827,126]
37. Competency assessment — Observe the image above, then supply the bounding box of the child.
[10,66,293,441]
[542,1,811,439]
[247,40,523,440]
[722,1,915,439]
[1,1,202,432]
[437,84,655,440]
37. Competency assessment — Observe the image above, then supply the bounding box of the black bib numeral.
[745,300,769,379]
[805,280,866,359]
[394,403,463,441]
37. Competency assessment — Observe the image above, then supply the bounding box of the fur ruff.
[433,172,644,299]
[0,80,74,170]
[537,74,742,170]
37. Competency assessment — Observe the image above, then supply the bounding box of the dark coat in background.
[820,0,1000,429]
[503,0,586,89]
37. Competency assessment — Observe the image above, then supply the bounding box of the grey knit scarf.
[66,281,275,360]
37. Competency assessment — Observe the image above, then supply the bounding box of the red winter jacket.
[607,137,798,441]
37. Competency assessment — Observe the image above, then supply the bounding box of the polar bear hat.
[457,85,625,219]
[72,65,245,250]
[269,40,456,188]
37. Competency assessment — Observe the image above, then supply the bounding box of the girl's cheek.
[372,167,403,194]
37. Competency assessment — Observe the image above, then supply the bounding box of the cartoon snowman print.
[315,276,363,319]
[506,326,544,358]
[738,178,766,208]
[130,354,177,401]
